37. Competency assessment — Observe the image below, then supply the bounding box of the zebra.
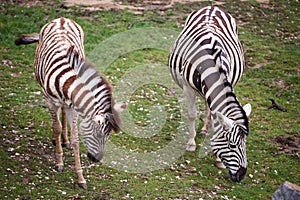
[168,6,252,182]
[15,17,126,189]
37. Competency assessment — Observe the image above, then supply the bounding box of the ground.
[0,0,299,199]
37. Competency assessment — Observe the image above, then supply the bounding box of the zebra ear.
[110,101,126,134]
[243,103,252,117]
[216,112,233,131]
[93,114,105,125]
[113,101,126,113]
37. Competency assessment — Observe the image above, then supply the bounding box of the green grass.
[1,0,299,199]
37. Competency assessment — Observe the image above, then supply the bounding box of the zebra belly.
[171,65,205,99]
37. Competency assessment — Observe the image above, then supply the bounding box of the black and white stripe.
[34,17,122,159]
[16,17,125,187]
[169,6,251,182]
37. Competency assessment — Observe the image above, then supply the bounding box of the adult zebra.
[169,6,252,182]
[15,17,126,189]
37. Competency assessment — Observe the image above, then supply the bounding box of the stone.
[272,181,300,200]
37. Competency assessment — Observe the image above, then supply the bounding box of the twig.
[268,98,287,112]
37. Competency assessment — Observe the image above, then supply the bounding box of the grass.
[0,0,299,199]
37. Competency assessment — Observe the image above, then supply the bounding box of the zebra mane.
[66,45,112,95]
[66,46,121,132]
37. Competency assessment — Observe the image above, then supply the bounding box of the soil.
[62,0,270,13]
[63,0,209,13]
[1,0,270,13]
[274,133,300,160]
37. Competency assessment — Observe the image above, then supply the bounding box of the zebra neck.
[71,86,113,120]
[68,59,113,121]
[207,86,248,131]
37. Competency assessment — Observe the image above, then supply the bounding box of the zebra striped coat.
[169,6,251,182]
[15,17,125,189]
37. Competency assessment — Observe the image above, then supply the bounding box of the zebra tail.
[15,33,39,45]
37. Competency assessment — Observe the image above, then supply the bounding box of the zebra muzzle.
[229,167,247,182]
[87,152,103,162]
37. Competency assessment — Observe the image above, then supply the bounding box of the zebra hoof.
[198,130,208,137]
[216,160,226,169]
[186,145,196,151]
[56,165,64,172]
[78,183,87,190]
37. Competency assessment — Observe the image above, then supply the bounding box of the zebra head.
[81,102,126,162]
[211,104,251,182]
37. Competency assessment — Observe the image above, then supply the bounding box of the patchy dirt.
[63,0,214,13]
[1,0,270,14]
[246,62,273,69]
[62,0,269,13]
[274,133,300,159]
[241,0,269,3]
[0,0,50,7]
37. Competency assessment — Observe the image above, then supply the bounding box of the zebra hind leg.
[51,107,71,149]
[61,107,71,149]
[47,103,64,172]
[199,102,211,136]
[183,85,197,151]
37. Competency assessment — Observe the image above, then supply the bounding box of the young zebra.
[169,6,252,182]
[15,17,126,189]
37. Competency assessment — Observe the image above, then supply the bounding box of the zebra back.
[170,6,245,90]
[31,17,121,132]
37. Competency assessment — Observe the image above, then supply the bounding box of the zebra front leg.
[199,102,211,136]
[68,110,87,189]
[61,107,71,149]
[47,102,64,172]
[183,85,197,151]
